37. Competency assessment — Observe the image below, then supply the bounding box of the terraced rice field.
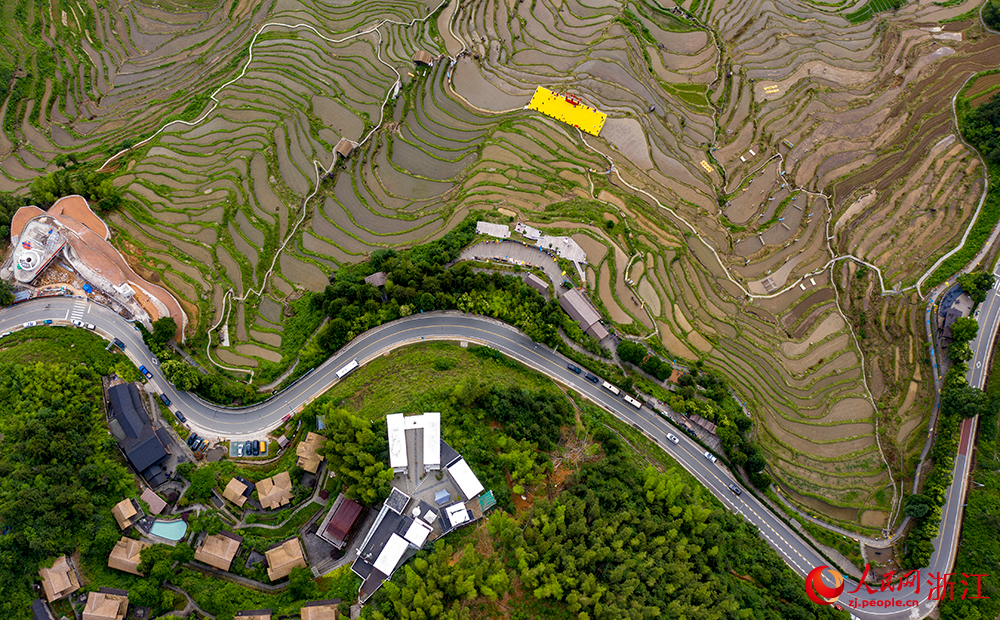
[1,0,997,525]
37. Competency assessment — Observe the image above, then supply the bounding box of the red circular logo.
[805,566,844,605]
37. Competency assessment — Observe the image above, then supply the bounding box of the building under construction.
[527,87,607,137]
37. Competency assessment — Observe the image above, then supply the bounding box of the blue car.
[43,319,53,325]
[567,364,582,374]
[160,394,171,407]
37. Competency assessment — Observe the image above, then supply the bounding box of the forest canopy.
[0,362,134,617]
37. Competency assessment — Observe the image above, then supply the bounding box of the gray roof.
[525,273,548,294]
[364,271,388,287]
[440,440,460,468]
[560,288,602,330]
[586,322,609,341]
[107,384,169,480]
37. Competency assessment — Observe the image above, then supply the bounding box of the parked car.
[236,443,243,457]
[113,337,125,349]
[197,439,208,452]
[71,320,84,327]
[43,319,53,325]
[23,321,36,328]
[566,364,582,374]
[174,410,186,423]
[281,413,292,423]
[259,440,267,454]
[584,373,599,384]
[244,440,253,455]
[85,323,95,330]
[704,451,718,463]
[139,365,153,379]
[160,393,171,406]
[187,433,199,447]
[666,433,680,445]
[252,441,260,456]
[729,484,742,496]
[0,332,10,338]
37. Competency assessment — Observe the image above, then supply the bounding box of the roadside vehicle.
[113,338,125,349]
[252,441,260,456]
[704,451,718,463]
[160,394,171,406]
[85,323,95,330]
[139,365,153,379]
[259,440,266,454]
[0,332,10,338]
[187,433,199,447]
[666,433,679,444]
[23,321,36,328]
[174,410,186,423]
[197,439,208,452]
[281,413,292,423]
[244,440,253,455]
[43,319,53,325]
[71,320,84,327]
[566,364,582,374]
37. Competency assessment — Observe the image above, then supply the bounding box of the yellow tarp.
[527,87,607,137]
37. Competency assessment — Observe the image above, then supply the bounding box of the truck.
[336,359,359,379]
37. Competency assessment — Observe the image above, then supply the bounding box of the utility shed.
[335,138,354,158]
[412,50,435,66]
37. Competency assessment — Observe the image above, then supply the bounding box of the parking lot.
[228,439,269,458]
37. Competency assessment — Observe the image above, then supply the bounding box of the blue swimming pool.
[149,519,187,541]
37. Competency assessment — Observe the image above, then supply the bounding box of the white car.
[666,433,680,445]
[85,323,95,330]
[0,332,10,338]
[72,320,84,327]
[23,321,36,328]
[704,451,718,463]
[236,443,243,457]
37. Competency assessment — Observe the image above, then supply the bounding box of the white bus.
[601,381,620,396]
[336,359,359,379]
[623,395,642,409]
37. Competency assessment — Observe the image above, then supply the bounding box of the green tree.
[316,407,393,505]
[0,279,13,307]
[617,340,647,365]
[942,383,993,419]
[948,341,974,363]
[287,566,320,599]
[180,462,219,504]
[114,360,142,383]
[904,493,933,518]
[162,359,200,391]
[950,316,979,343]
[151,317,178,347]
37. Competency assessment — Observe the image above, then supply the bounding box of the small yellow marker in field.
[763,85,780,95]
[699,160,713,172]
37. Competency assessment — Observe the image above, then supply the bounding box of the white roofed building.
[385,412,441,475]
[447,458,485,500]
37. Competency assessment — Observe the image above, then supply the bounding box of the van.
[160,394,171,407]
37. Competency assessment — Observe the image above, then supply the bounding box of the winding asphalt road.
[0,297,983,619]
